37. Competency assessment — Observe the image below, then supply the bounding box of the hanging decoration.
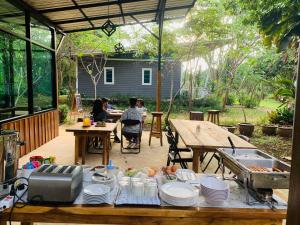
[101,0,116,37]
[114,42,125,53]
[114,17,125,53]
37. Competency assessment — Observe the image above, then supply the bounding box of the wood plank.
[34,115,39,148]
[24,118,30,154]
[42,113,46,145]
[29,117,35,151]
[54,110,59,137]
[170,119,256,149]
[0,205,286,225]
[19,119,25,156]
[47,112,51,141]
[38,114,43,146]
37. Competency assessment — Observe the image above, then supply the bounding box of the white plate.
[200,176,229,191]
[83,184,110,196]
[160,182,198,199]
[160,191,197,206]
[175,169,197,181]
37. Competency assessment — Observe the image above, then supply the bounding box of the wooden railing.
[1,110,59,157]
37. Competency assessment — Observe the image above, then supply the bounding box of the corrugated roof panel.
[45,10,83,21]
[24,0,73,10]
[82,4,120,17]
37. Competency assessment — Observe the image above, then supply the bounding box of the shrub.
[58,104,69,123]
[240,96,260,108]
[268,107,294,125]
[226,94,236,106]
[58,95,69,105]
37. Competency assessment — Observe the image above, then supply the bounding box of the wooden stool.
[189,111,204,121]
[207,110,220,125]
[149,112,163,146]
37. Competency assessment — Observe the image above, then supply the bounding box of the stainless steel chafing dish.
[217,148,290,190]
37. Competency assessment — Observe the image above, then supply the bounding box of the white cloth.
[121,107,142,133]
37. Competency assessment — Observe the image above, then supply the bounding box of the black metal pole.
[51,29,58,109]
[25,11,34,114]
[286,42,300,225]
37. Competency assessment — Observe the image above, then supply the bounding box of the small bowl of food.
[93,165,106,173]
[162,174,177,184]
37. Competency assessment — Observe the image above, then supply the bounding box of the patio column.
[286,42,300,225]
[156,0,166,112]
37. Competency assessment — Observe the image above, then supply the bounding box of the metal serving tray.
[217,148,290,189]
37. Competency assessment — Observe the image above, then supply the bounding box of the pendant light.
[101,0,116,37]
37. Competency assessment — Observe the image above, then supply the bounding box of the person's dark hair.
[101,97,109,103]
[129,97,137,108]
[92,99,104,115]
[140,100,144,107]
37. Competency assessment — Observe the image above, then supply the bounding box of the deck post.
[286,42,300,225]
[156,0,166,112]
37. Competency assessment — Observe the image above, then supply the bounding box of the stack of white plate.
[159,182,198,206]
[92,173,115,191]
[200,176,229,205]
[175,169,197,182]
[83,184,110,204]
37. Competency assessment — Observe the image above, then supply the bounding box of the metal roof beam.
[6,0,64,34]
[39,0,149,13]
[64,16,184,33]
[71,0,95,29]
[118,0,126,24]
[53,5,192,25]
[130,15,158,40]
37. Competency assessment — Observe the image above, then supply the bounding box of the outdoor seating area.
[0,0,300,225]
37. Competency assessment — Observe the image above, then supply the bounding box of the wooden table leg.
[192,148,200,173]
[74,135,80,164]
[102,133,109,165]
[81,136,87,165]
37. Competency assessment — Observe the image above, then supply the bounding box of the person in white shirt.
[121,97,142,148]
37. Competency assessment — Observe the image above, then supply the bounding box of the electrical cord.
[8,177,29,225]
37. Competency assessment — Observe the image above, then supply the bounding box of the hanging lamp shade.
[102,19,116,37]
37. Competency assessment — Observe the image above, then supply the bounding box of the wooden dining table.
[0,203,286,225]
[66,122,118,165]
[169,119,257,173]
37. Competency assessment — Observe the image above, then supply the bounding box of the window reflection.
[32,44,54,112]
[0,31,28,120]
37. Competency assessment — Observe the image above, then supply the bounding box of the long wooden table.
[169,119,257,173]
[0,204,286,225]
[66,122,118,165]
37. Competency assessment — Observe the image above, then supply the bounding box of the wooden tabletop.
[169,119,256,149]
[0,204,286,225]
[65,122,118,133]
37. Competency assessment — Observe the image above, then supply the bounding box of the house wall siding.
[77,58,181,99]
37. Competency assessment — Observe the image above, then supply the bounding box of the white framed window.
[104,67,114,84]
[142,68,152,85]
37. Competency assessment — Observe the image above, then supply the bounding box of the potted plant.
[260,113,278,136]
[222,125,237,133]
[58,104,69,124]
[238,105,255,137]
[268,107,293,138]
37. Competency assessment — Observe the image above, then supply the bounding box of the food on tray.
[272,167,283,172]
[124,167,139,177]
[249,166,269,172]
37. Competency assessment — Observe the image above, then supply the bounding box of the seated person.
[121,97,142,149]
[102,97,114,110]
[92,99,120,143]
[136,99,147,114]
[92,99,107,122]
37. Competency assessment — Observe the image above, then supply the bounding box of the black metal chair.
[120,119,142,154]
[165,127,193,169]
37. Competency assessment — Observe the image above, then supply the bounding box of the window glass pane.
[106,69,113,83]
[31,18,52,48]
[143,70,151,84]
[0,31,28,120]
[0,0,26,36]
[32,44,54,112]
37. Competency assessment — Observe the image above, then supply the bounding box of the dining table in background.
[66,122,118,165]
[169,119,257,173]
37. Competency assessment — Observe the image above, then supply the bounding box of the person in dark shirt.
[92,99,107,122]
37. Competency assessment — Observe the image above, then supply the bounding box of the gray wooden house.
[76,54,181,98]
